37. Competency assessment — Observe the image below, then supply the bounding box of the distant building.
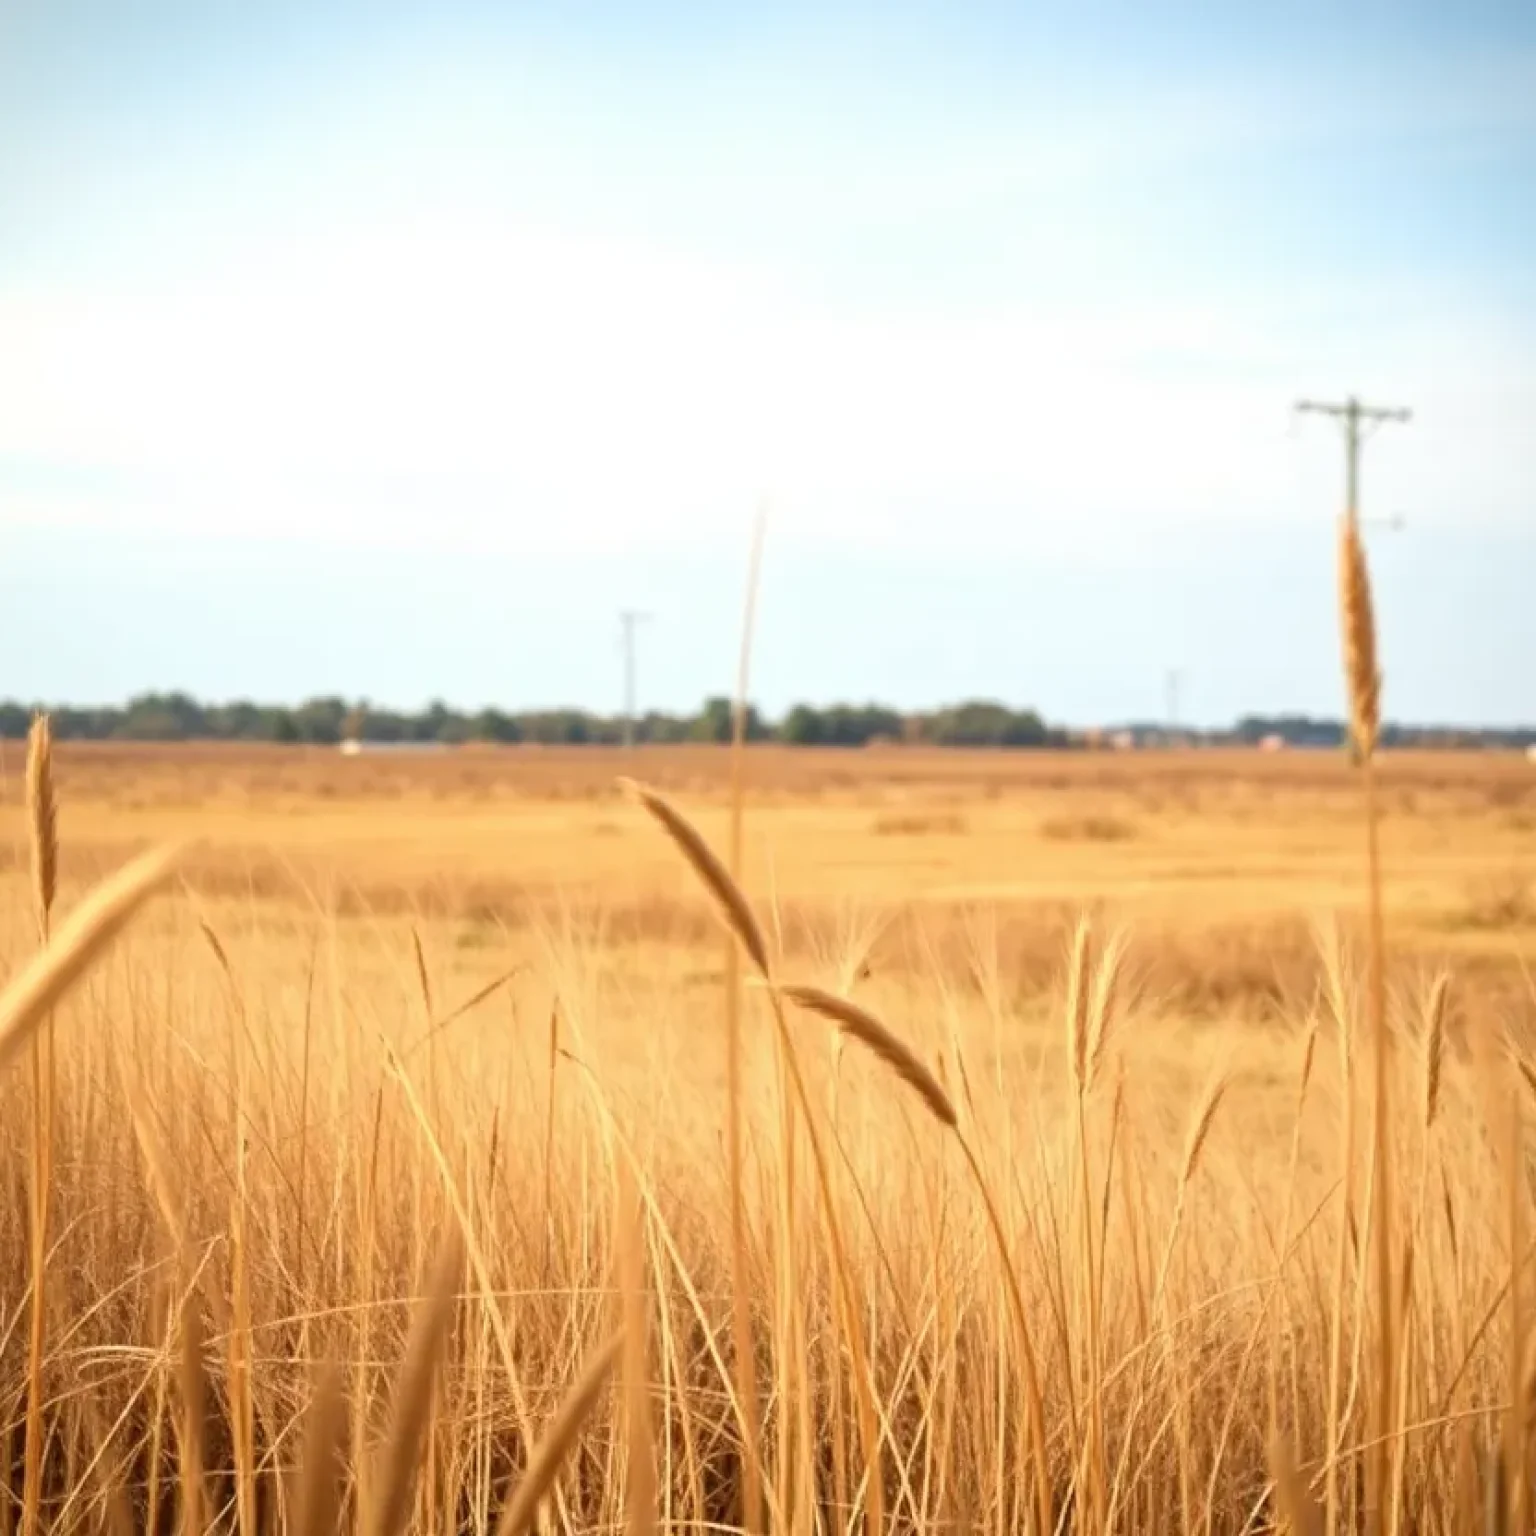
[338,739,447,756]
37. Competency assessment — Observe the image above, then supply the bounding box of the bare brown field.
[6,743,1533,1013]
[0,737,1534,1531]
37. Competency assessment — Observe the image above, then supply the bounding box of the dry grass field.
[1,731,1535,1532]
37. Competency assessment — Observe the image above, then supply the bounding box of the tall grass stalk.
[1339,512,1396,1532]
[23,714,56,1536]
[728,507,768,1533]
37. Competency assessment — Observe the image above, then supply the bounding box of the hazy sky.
[2,0,1533,724]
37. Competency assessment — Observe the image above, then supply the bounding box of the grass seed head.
[0,842,186,1081]
[781,982,958,1128]
[618,778,770,977]
[25,712,57,932]
[1086,927,1128,1089]
[1066,918,1093,1092]
[1181,1068,1230,1188]
[1338,515,1382,761]
[1422,974,1450,1131]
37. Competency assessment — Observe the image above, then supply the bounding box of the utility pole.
[1165,668,1184,747]
[619,609,651,750]
[1294,394,1412,529]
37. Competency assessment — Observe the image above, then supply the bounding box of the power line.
[619,609,651,750]
[1293,394,1412,531]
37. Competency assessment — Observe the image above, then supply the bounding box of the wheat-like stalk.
[409,924,434,1018]
[493,1331,623,1536]
[1153,1066,1231,1310]
[1066,919,1093,1091]
[1340,507,1397,1520]
[290,1359,348,1536]
[0,842,186,1080]
[118,1041,194,1259]
[780,982,957,1128]
[617,1161,657,1536]
[22,712,57,1536]
[25,713,56,936]
[177,1286,210,1536]
[1270,1432,1323,1536]
[369,1230,464,1536]
[1511,1050,1536,1104]
[727,505,767,1536]
[1297,1019,1319,1108]
[621,774,886,1532]
[1422,974,1450,1131]
[1086,928,1128,1091]
[1338,516,1382,760]
[618,778,770,977]
[1181,1068,1229,1188]
[779,985,1035,1520]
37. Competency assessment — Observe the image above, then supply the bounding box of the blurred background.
[2,1,1532,726]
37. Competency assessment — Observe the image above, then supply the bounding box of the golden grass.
[25,715,56,933]
[1338,516,1397,1531]
[23,712,55,1536]
[1,719,1535,1532]
[777,983,956,1129]
[1338,517,1382,765]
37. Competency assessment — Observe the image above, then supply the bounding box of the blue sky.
[1,0,1533,725]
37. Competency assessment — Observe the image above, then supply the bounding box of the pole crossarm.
[1295,399,1411,424]
[1293,394,1412,529]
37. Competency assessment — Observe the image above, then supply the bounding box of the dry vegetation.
[2,549,1536,1532]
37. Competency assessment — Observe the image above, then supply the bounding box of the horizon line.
[3,692,1533,745]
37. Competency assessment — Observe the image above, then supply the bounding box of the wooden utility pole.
[619,609,651,749]
[1294,395,1412,528]
[1165,667,1184,746]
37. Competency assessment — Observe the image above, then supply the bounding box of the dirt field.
[0,739,1533,1531]
[7,741,1534,1007]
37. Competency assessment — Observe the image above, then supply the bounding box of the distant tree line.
[0,696,1529,750]
[0,692,1068,747]
[1227,715,1536,751]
